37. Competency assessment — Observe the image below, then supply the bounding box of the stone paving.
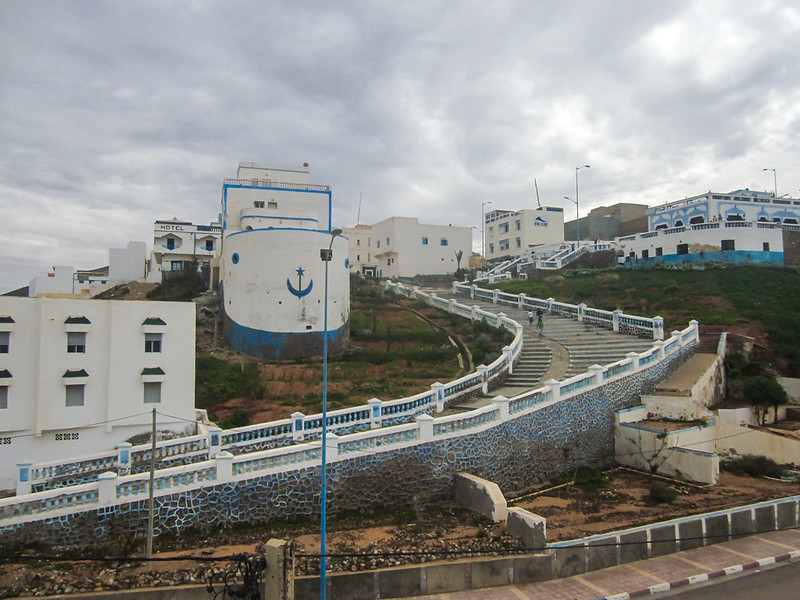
[396,529,800,599]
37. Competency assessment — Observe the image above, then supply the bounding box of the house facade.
[148,219,222,284]
[219,162,349,360]
[345,217,472,279]
[0,296,196,490]
[484,206,564,261]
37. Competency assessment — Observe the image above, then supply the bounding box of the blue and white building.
[484,206,565,261]
[219,162,350,360]
[148,219,222,284]
[617,190,800,266]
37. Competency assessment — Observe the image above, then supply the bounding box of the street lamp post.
[319,227,342,600]
[564,196,577,249]
[575,165,590,248]
[481,201,492,269]
[763,168,777,197]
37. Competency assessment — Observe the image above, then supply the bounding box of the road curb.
[595,550,800,600]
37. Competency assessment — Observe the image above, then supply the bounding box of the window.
[268,200,278,209]
[642,249,649,259]
[377,241,380,248]
[67,332,86,353]
[357,239,360,246]
[254,200,265,208]
[721,239,735,251]
[65,384,85,407]
[171,260,183,271]
[357,254,360,261]
[143,382,161,404]
[676,243,689,255]
[674,220,684,227]
[0,331,8,353]
[386,237,390,245]
[499,239,509,251]
[763,242,770,251]
[488,226,494,235]
[688,216,705,224]
[0,387,7,409]
[204,240,214,251]
[499,223,509,233]
[145,333,162,353]
[655,247,663,256]
[489,243,494,253]
[440,238,448,246]
[166,238,176,250]
[515,219,521,231]
[516,237,521,248]
[422,237,428,245]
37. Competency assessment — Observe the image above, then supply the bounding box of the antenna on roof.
[534,178,541,208]
[356,192,363,225]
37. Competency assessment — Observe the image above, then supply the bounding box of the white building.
[219,162,349,360]
[0,296,196,490]
[28,242,147,298]
[344,217,472,279]
[648,190,800,230]
[148,219,222,284]
[484,206,565,261]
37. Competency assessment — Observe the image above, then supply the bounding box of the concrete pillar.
[653,340,666,360]
[546,297,555,313]
[368,398,383,428]
[117,442,132,476]
[545,379,561,403]
[653,316,664,340]
[291,412,305,442]
[416,414,435,442]
[207,427,222,459]
[325,433,339,458]
[518,293,526,310]
[492,395,510,421]
[589,364,604,386]
[578,303,587,322]
[478,365,489,394]
[449,298,458,314]
[431,382,446,412]
[689,320,700,343]
[471,305,481,321]
[264,539,293,600]
[215,451,234,484]
[502,346,513,375]
[452,281,459,294]
[492,288,499,303]
[97,471,118,506]
[613,309,623,333]
[470,284,476,299]
[16,461,32,496]
[627,352,640,372]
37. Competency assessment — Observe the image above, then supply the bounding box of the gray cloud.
[1,0,799,292]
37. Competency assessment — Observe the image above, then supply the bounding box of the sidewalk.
[398,528,800,599]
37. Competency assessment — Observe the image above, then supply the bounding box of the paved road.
[653,559,800,598]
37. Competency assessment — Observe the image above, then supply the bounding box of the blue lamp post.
[320,227,342,600]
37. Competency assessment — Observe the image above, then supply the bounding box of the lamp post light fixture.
[319,227,342,600]
[481,201,492,269]
[763,168,777,197]
[575,165,590,248]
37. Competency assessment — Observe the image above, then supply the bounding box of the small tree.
[744,376,788,425]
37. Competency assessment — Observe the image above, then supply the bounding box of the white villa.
[148,219,222,284]
[484,206,565,261]
[0,296,196,490]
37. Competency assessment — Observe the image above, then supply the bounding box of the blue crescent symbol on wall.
[287,266,313,298]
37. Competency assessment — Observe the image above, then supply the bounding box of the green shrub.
[723,455,785,479]
[221,408,250,429]
[647,480,678,504]
[195,355,262,408]
[573,466,609,489]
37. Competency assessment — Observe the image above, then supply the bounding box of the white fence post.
[368,398,383,428]
[545,379,561,403]
[416,414,434,442]
[431,382,446,412]
[653,316,664,340]
[589,364,604,385]
[215,451,234,484]
[627,352,640,372]
[502,346,513,375]
[578,303,587,322]
[689,320,700,343]
[613,309,623,333]
[478,365,489,394]
[326,433,340,458]
[492,395,510,421]
[518,293,526,310]
[97,471,118,506]
[207,427,222,459]
[448,298,458,314]
[492,288,499,303]
[117,442,132,476]
[16,462,32,496]
[291,412,305,442]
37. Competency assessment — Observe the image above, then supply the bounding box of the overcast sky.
[1,1,799,293]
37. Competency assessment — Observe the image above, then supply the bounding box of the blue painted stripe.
[224,312,347,360]
[225,228,346,239]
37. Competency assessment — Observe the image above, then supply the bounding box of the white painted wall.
[29,266,75,297]
[0,296,196,489]
[109,241,146,281]
[485,207,565,260]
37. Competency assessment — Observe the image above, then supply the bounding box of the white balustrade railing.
[3,283,695,525]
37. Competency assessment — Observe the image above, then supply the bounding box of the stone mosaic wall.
[0,345,693,547]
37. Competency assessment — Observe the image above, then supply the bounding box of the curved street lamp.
[762,168,777,197]
[320,227,343,600]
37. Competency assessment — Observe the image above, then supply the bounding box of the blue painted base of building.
[628,250,783,267]
[222,311,349,360]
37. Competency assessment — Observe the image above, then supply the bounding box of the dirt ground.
[3,469,797,597]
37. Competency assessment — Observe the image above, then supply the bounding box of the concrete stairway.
[431,291,657,401]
